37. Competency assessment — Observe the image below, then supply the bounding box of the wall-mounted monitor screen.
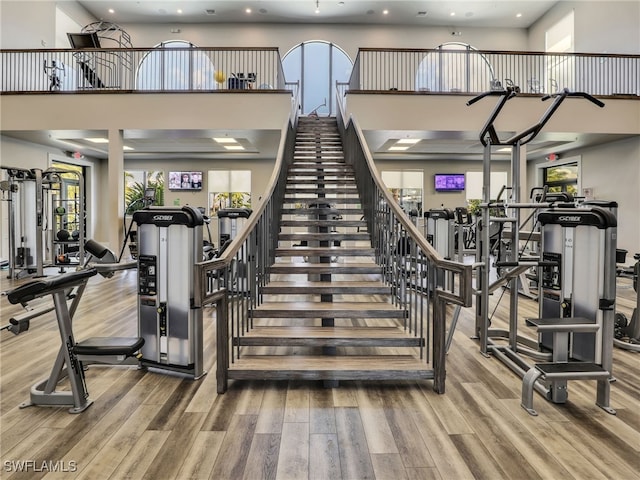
[434,173,465,191]
[67,32,101,49]
[168,171,203,191]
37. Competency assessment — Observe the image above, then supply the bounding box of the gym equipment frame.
[5,268,143,413]
[467,86,614,415]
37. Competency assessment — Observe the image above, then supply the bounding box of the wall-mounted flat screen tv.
[434,173,465,191]
[168,171,203,190]
[67,32,101,49]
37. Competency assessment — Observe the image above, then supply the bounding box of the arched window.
[415,42,497,93]
[136,40,216,91]
[282,41,353,115]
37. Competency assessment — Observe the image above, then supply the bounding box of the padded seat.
[74,336,144,357]
[534,362,609,378]
[7,268,97,304]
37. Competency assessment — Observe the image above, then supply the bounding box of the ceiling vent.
[205,9,216,15]
[417,11,428,17]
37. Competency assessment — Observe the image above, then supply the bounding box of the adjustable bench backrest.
[7,268,97,305]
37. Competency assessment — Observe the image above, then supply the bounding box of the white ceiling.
[75,1,558,28]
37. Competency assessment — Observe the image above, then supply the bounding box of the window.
[381,170,423,216]
[545,11,575,92]
[543,162,579,195]
[124,170,164,214]
[282,41,353,115]
[208,170,251,216]
[51,161,84,233]
[136,40,216,90]
[416,42,497,93]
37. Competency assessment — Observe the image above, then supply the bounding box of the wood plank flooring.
[1,268,638,479]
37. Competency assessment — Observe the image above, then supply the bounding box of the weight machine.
[2,244,142,413]
[1,166,85,279]
[614,253,640,352]
[467,87,615,414]
[133,206,206,379]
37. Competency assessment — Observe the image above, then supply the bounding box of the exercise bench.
[6,268,144,413]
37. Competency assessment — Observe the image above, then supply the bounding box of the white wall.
[374,159,511,211]
[122,23,528,59]
[528,1,640,54]
[527,137,640,254]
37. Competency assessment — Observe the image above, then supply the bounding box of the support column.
[107,129,125,254]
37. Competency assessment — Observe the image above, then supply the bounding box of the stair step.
[288,167,351,172]
[293,158,344,164]
[235,326,423,347]
[275,246,372,256]
[281,208,364,216]
[283,197,362,205]
[252,301,406,318]
[279,232,370,241]
[286,179,355,185]
[280,220,365,227]
[227,356,432,381]
[289,161,348,166]
[285,188,358,195]
[262,280,388,294]
[270,263,380,275]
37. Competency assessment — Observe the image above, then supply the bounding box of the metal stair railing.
[194,115,296,393]
[336,100,473,394]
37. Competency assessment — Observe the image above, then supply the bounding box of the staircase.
[226,116,432,383]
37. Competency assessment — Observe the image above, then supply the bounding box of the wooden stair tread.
[279,232,370,240]
[242,326,416,339]
[281,208,363,215]
[255,301,400,311]
[269,263,380,274]
[251,302,405,318]
[227,356,433,380]
[275,247,373,255]
[261,281,389,294]
[236,327,423,347]
[283,197,361,204]
[279,220,366,227]
[287,179,355,184]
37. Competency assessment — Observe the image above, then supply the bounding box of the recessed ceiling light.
[123,145,134,151]
[108,8,114,14]
[86,137,109,144]
[224,145,245,151]
[450,12,456,16]
[177,8,182,14]
[396,139,420,144]
[516,13,522,18]
[245,8,252,14]
[389,146,410,151]
[213,137,238,144]
[383,9,389,15]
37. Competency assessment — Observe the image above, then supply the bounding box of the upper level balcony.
[1,45,638,163]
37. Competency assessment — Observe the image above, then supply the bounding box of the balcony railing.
[349,47,640,96]
[0,46,289,93]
